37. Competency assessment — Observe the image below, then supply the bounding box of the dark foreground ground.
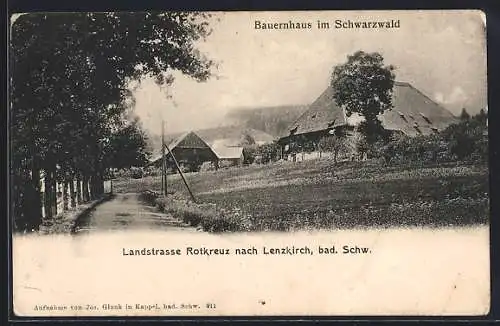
[112,159,489,231]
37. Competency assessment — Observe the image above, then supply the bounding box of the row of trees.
[11,12,215,232]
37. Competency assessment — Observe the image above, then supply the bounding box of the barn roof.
[149,131,213,163]
[284,81,458,138]
[168,131,211,149]
[211,144,244,160]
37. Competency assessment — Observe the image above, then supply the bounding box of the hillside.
[224,105,309,137]
[114,159,488,230]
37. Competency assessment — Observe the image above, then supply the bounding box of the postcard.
[10,10,489,317]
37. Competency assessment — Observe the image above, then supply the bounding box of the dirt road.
[72,193,194,233]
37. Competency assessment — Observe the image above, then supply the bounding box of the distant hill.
[224,105,309,137]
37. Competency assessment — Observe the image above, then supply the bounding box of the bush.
[255,142,280,164]
[441,118,487,162]
[376,120,488,166]
[130,167,144,179]
[376,134,452,165]
[318,135,349,163]
[151,194,245,232]
[138,190,160,205]
[176,163,200,173]
[356,137,370,160]
[199,161,217,172]
[242,146,257,165]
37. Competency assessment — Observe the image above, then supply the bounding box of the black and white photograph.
[10,10,489,316]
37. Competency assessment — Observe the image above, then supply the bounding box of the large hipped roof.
[286,81,458,137]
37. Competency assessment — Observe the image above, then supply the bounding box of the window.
[420,113,432,124]
[398,111,408,123]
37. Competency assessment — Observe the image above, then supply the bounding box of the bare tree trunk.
[76,175,82,205]
[52,174,59,217]
[44,169,53,218]
[44,167,57,218]
[90,175,95,200]
[89,175,95,200]
[70,178,76,208]
[90,174,99,200]
[82,174,90,202]
[63,180,69,211]
[30,164,42,230]
[98,171,104,195]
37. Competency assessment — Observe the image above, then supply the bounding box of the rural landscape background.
[10,11,488,235]
[10,10,490,317]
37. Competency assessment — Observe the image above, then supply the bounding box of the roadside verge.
[39,193,115,235]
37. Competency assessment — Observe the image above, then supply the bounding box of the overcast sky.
[133,10,487,135]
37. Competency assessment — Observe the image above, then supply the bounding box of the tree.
[460,108,471,121]
[10,12,216,231]
[242,146,257,165]
[256,142,280,164]
[240,132,256,146]
[473,108,488,126]
[441,118,487,161]
[318,135,348,164]
[103,117,151,170]
[330,51,395,145]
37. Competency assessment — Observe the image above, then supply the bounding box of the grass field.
[113,159,489,231]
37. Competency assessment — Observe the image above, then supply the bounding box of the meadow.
[113,159,489,231]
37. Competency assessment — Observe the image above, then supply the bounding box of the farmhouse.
[148,126,275,170]
[149,131,219,170]
[278,81,459,160]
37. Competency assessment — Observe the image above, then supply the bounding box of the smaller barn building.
[149,131,219,171]
[210,140,244,168]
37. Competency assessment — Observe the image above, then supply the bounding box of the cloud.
[434,86,468,106]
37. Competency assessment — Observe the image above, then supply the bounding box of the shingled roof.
[167,131,211,149]
[149,131,214,163]
[285,81,458,137]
